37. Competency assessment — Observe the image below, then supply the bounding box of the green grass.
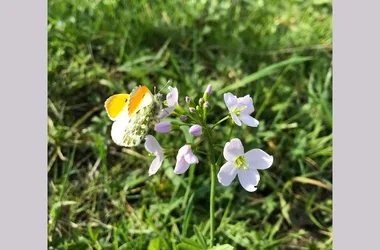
[48,0,332,249]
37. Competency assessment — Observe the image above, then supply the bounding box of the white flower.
[144,135,164,176]
[217,138,273,192]
[158,86,179,119]
[174,145,199,174]
[224,93,259,127]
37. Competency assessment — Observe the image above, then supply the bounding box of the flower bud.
[180,115,188,122]
[203,101,210,108]
[189,124,202,137]
[205,84,212,95]
[185,96,191,104]
[154,121,171,133]
[189,107,195,113]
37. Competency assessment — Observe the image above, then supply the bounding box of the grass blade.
[217,56,312,94]
[193,225,208,249]
[182,193,195,238]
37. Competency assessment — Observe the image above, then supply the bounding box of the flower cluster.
[143,83,273,192]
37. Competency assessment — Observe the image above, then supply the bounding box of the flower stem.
[206,123,233,246]
[209,162,216,247]
[204,126,216,247]
[211,116,229,130]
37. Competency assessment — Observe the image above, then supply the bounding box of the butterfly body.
[105,85,162,147]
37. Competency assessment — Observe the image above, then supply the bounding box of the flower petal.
[144,135,162,155]
[148,153,164,176]
[231,112,242,126]
[223,138,244,162]
[184,151,199,164]
[223,93,238,111]
[237,95,254,115]
[177,145,192,158]
[154,121,172,133]
[239,114,259,127]
[174,157,190,174]
[166,86,178,107]
[217,162,238,186]
[174,145,195,174]
[237,169,260,192]
[157,105,176,119]
[244,149,274,170]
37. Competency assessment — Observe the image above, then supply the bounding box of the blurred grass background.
[48,0,332,249]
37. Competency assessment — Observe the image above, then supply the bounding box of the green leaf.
[207,244,234,250]
[313,0,331,5]
[278,193,292,225]
[181,193,195,238]
[217,56,312,94]
[177,243,203,250]
[177,238,204,250]
[148,238,162,250]
[269,216,284,240]
[193,225,208,249]
[117,55,157,71]
[180,126,194,144]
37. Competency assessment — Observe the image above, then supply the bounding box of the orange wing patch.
[104,94,130,120]
[128,85,151,117]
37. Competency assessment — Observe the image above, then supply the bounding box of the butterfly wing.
[127,85,154,117]
[104,94,130,121]
[109,86,159,147]
[111,103,160,147]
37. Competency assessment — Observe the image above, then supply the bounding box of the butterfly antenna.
[157,79,172,95]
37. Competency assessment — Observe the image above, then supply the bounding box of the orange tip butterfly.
[104,85,162,147]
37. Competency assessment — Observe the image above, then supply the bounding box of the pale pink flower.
[174,145,199,174]
[158,86,178,119]
[224,93,259,127]
[217,138,273,192]
[144,135,164,176]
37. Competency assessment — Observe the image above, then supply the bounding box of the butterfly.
[104,85,162,147]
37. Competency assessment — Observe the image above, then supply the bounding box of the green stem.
[205,123,235,243]
[204,126,216,247]
[211,116,229,130]
[228,123,234,140]
[209,162,216,247]
[182,162,196,209]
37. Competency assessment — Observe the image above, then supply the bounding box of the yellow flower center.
[234,155,248,170]
[233,106,247,116]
